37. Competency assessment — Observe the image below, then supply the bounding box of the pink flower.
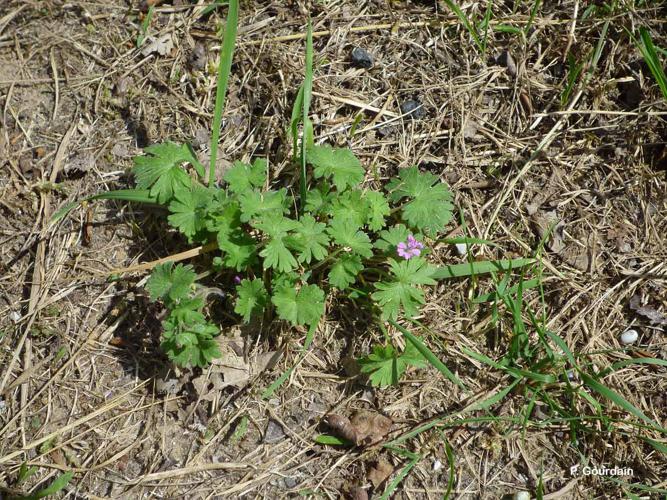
[233,275,242,284]
[397,234,424,259]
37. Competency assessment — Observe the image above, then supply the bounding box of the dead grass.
[1,0,666,498]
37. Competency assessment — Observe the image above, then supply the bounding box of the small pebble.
[455,243,468,256]
[400,99,425,120]
[514,492,531,500]
[350,47,373,69]
[620,329,639,345]
[263,419,285,443]
[432,459,443,471]
[284,476,297,489]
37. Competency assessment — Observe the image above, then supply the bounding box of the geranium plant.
[54,1,532,388]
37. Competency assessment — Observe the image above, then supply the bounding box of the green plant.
[14,469,73,500]
[136,5,155,48]
[631,27,667,99]
[53,2,535,386]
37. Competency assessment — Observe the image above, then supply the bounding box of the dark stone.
[400,99,425,120]
[263,419,285,443]
[350,47,373,69]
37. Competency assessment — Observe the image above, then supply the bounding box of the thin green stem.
[299,21,314,212]
[208,0,239,187]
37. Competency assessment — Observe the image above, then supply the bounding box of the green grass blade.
[580,372,666,432]
[525,0,542,34]
[50,201,81,223]
[544,330,578,368]
[314,434,353,446]
[379,452,422,500]
[437,236,498,247]
[390,320,467,390]
[638,27,667,99]
[588,19,609,78]
[50,190,159,223]
[440,0,483,54]
[289,83,304,160]
[479,1,493,53]
[88,189,158,204]
[389,411,522,446]
[299,21,314,212]
[504,367,556,384]
[473,278,541,303]
[200,0,229,17]
[641,437,667,455]
[495,24,523,36]
[561,54,584,105]
[17,463,38,484]
[136,5,154,48]
[460,346,504,369]
[600,357,667,377]
[432,257,535,279]
[208,0,239,186]
[468,379,520,412]
[24,471,73,500]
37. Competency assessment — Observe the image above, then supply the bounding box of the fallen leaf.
[156,377,182,395]
[629,294,667,326]
[519,91,533,115]
[325,414,358,444]
[188,42,208,71]
[192,332,282,396]
[368,458,394,488]
[563,251,590,271]
[350,411,392,445]
[530,210,565,253]
[525,168,564,214]
[141,34,174,57]
[326,411,393,446]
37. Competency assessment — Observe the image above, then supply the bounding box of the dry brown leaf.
[630,294,667,326]
[188,333,281,401]
[530,210,565,253]
[350,410,393,446]
[368,458,394,488]
[325,414,358,444]
[519,91,533,116]
[326,411,392,446]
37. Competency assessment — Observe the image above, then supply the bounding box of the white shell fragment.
[432,459,443,471]
[620,329,639,345]
[455,243,468,256]
[9,311,21,323]
[514,492,531,500]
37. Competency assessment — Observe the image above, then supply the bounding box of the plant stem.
[208,0,239,187]
[299,21,313,212]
